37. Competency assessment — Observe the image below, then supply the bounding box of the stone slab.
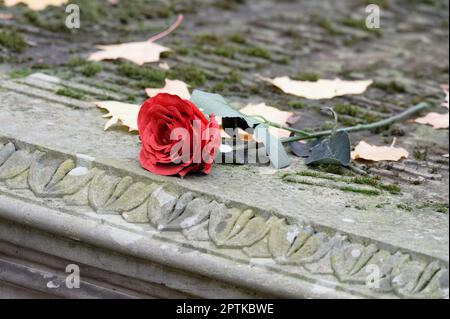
[0,76,449,298]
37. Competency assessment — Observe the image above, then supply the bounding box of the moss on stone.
[413,146,428,161]
[0,28,27,53]
[228,34,247,44]
[118,63,166,88]
[340,186,380,196]
[214,45,239,58]
[243,45,272,60]
[56,88,86,100]
[22,10,66,33]
[397,203,413,212]
[315,18,341,36]
[168,65,207,87]
[289,101,306,109]
[334,103,360,117]
[67,57,88,68]
[10,69,33,79]
[81,62,103,77]
[225,69,242,83]
[294,73,320,82]
[194,34,223,46]
[373,81,406,94]
[341,18,383,37]
[216,0,246,10]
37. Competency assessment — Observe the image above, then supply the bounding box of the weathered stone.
[0,143,15,166]
[46,159,76,189]
[5,170,29,190]
[268,222,314,260]
[101,182,157,214]
[104,176,134,207]
[161,197,213,231]
[88,171,121,211]
[243,237,272,258]
[122,202,150,224]
[45,167,99,197]
[28,152,65,196]
[64,185,89,206]
[147,186,180,229]
[0,150,34,181]
[0,0,448,298]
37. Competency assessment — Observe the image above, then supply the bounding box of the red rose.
[138,93,220,177]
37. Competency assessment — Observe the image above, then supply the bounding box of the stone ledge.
[0,138,448,299]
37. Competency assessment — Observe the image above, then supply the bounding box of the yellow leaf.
[146,79,191,100]
[414,112,449,129]
[261,76,373,100]
[95,101,140,132]
[4,0,68,10]
[240,103,294,138]
[414,85,449,129]
[352,141,409,162]
[88,15,183,66]
[88,41,171,66]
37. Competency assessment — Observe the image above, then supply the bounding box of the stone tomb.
[0,74,448,299]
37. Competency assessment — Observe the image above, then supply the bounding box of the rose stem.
[280,102,431,144]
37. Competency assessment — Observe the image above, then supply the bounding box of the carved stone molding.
[0,140,448,299]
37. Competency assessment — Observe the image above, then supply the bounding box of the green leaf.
[190,90,260,130]
[254,124,291,169]
[305,131,351,166]
[289,139,321,158]
[191,90,290,169]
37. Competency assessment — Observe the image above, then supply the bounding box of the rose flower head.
[138,93,221,177]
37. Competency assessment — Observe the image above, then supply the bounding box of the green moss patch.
[56,88,86,100]
[0,29,27,53]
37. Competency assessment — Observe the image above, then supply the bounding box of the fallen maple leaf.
[414,85,449,129]
[88,41,171,66]
[146,79,191,100]
[95,101,140,132]
[240,103,294,138]
[88,15,183,65]
[414,112,449,129]
[352,141,409,162]
[4,0,67,10]
[260,76,373,100]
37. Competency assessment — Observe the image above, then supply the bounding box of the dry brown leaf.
[414,112,449,129]
[95,101,140,132]
[414,85,449,129]
[88,41,171,66]
[261,76,373,100]
[146,79,190,100]
[240,103,294,138]
[352,141,409,162]
[88,15,183,65]
[4,0,67,10]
